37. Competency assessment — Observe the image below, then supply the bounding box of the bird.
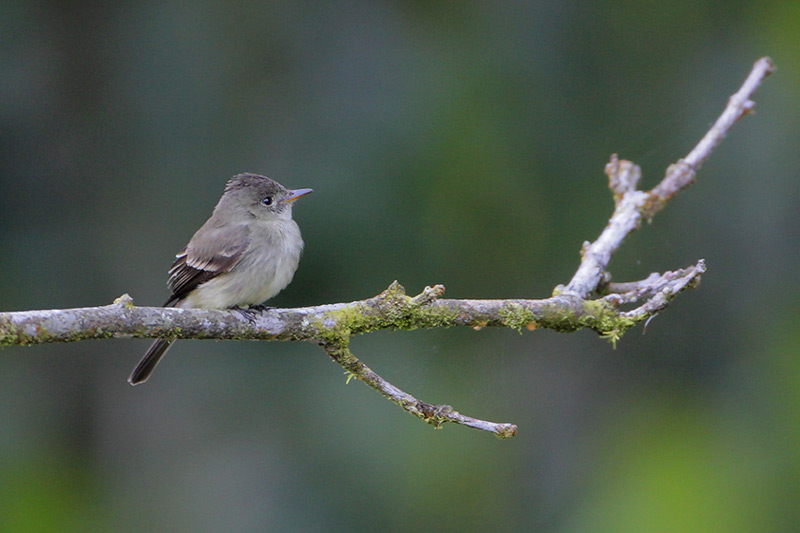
[128,173,312,385]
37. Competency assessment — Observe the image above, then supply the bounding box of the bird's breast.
[179,219,304,309]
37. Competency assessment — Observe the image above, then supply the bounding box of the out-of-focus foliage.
[1,1,798,531]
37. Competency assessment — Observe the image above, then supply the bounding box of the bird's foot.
[231,306,257,323]
[230,304,274,323]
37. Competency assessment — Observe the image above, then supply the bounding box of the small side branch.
[599,260,706,308]
[321,340,517,439]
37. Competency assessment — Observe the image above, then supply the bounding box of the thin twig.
[620,260,706,320]
[650,57,775,206]
[322,341,517,439]
[599,260,706,306]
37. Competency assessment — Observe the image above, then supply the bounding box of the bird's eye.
[261,196,273,206]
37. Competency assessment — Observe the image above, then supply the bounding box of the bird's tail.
[128,339,175,385]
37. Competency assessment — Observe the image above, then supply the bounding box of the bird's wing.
[166,223,250,303]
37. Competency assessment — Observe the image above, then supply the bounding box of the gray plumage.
[128,173,312,385]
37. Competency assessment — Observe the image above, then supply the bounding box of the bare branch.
[0,287,625,345]
[650,57,775,207]
[599,260,706,307]
[0,58,774,438]
[322,340,518,439]
[564,57,774,299]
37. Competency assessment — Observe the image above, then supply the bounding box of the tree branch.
[0,57,774,438]
[565,56,775,299]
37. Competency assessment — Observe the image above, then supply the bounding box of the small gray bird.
[128,173,312,385]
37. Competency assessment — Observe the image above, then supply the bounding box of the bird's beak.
[283,188,313,203]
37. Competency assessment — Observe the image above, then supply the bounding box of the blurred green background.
[1,1,798,531]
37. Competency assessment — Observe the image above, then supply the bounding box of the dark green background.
[2,1,798,531]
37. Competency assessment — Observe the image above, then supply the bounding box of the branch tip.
[606,155,642,198]
[410,284,446,306]
[386,280,405,294]
[113,294,134,307]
